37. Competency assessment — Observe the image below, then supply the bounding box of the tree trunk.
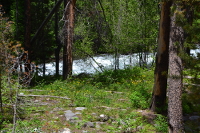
[30,0,63,45]
[184,4,193,56]
[168,2,184,133]
[63,0,76,80]
[54,0,62,76]
[150,1,172,113]
[24,0,31,85]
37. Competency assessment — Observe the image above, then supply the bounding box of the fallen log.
[18,94,70,100]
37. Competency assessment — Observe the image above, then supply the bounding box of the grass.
[1,66,199,132]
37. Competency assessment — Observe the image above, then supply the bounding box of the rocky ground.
[18,96,200,133]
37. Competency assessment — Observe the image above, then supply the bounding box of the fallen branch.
[18,94,70,100]
[184,76,200,79]
[22,89,46,92]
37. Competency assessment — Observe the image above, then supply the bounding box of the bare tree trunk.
[63,0,76,80]
[24,0,31,85]
[54,0,62,76]
[150,1,172,113]
[168,2,184,133]
[15,0,19,40]
[30,0,63,45]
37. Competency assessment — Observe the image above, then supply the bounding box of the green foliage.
[93,67,142,85]
[0,7,24,129]
[154,114,168,132]
[101,0,159,54]
[129,83,151,109]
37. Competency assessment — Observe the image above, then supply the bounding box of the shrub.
[129,84,151,109]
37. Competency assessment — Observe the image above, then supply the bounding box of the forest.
[0,0,200,132]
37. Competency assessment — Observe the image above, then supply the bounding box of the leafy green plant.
[93,67,142,85]
[154,114,168,132]
[129,84,151,109]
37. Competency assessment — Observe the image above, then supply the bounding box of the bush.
[154,114,168,132]
[129,84,151,109]
[93,67,142,85]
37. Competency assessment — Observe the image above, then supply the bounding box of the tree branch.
[18,94,70,100]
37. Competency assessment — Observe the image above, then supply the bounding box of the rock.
[83,122,95,128]
[137,126,143,130]
[53,107,64,111]
[68,103,75,107]
[60,128,71,133]
[95,122,104,129]
[119,120,126,125]
[91,113,97,116]
[75,111,82,115]
[75,107,87,111]
[64,110,78,121]
[32,128,40,132]
[189,116,200,121]
[99,114,109,122]
[34,100,39,103]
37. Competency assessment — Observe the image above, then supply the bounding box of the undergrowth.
[2,66,196,132]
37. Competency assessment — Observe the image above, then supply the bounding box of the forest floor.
[1,67,200,132]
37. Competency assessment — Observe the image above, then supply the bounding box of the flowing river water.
[38,49,199,76]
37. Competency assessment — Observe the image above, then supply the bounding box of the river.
[38,49,199,76]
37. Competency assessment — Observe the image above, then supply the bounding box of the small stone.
[100,114,105,118]
[61,128,71,133]
[83,122,95,128]
[64,110,78,121]
[119,120,126,125]
[69,119,79,124]
[95,122,104,129]
[53,107,63,111]
[34,100,39,103]
[137,126,143,130]
[40,102,48,105]
[91,113,97,116]
[75,107,87,111]
[32,128,39,132]
[68,103,75,107]
[19,93,24,95]
[99,114,109,122]
[75,111,82,115]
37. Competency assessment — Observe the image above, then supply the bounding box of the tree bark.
[54,0,62,76]
[150,1,172,113]
[168,2,184,133]
[24,0,31,85]
[63,0,76,80]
